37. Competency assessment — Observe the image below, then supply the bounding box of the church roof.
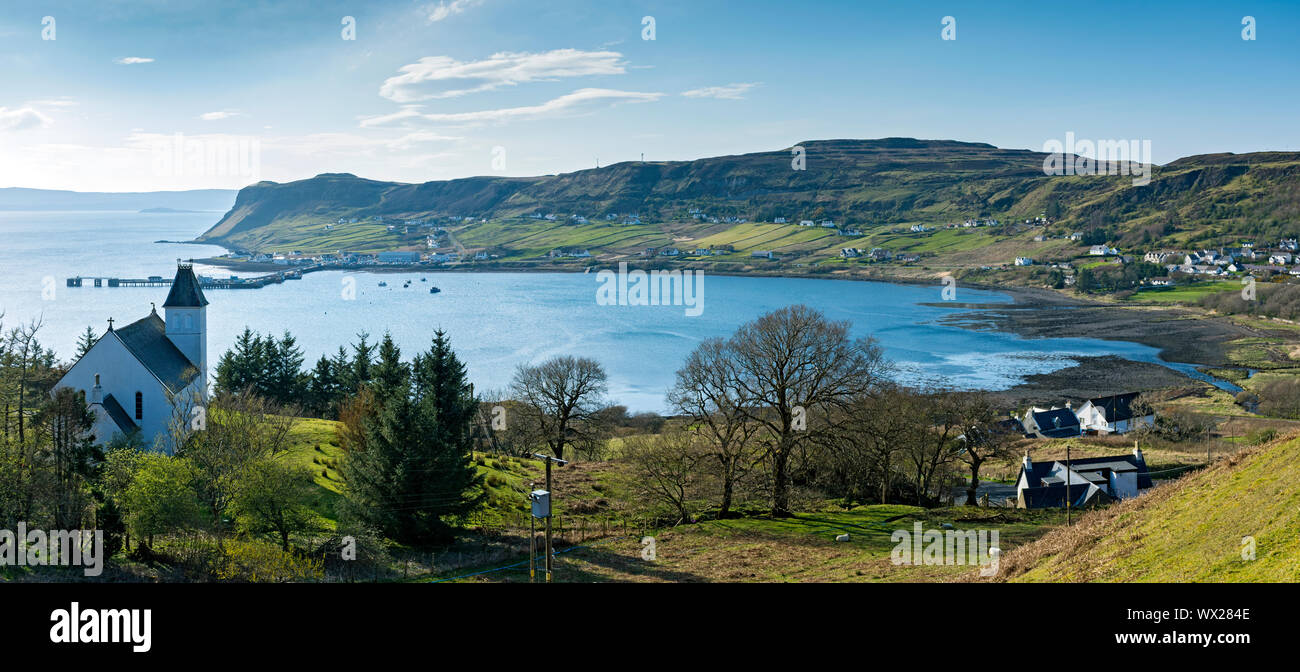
[113,313,201,393]
[100,393,139,435]
[163,263,209,308]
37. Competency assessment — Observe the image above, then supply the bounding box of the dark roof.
[997,417,1026,433]
[1086,392,1141,423]
[1020,454,1153,491]
[1020,483,1109,509]
[1031,408,1081,438]
[99,393,138,434]
[113,313,200,393]
[163,263,209,308]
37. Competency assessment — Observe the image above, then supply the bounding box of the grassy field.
[279,417,630,534]
[993,432,1300,582]
[215,216,418,254]
[447,505,1068,583]
[1127,280,1240,304]
[453,220,670,259]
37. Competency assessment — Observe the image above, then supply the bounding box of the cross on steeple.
[106,317,114,331]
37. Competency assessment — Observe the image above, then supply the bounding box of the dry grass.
[976,431,1300,582]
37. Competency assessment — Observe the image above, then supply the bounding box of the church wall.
[55,334,176,450]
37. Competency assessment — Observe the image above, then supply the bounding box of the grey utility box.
[530,490,551,519]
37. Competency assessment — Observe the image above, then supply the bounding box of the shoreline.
[190,253,1259,402]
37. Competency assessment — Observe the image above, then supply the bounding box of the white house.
[1075,392,1153,434]
[1015,448,1152,509]
[1021,406,1081,438]
[1014,257,1034,266]
[55,262,209,451]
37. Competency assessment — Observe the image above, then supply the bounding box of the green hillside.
[994,433,1300,582]
[197,138,1300,258]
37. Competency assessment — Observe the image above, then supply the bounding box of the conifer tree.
[339,331,484,544]
[74,326,97,360]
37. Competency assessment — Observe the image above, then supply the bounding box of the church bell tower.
[163,260,209,393]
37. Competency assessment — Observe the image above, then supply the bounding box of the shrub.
[214,539,324,582]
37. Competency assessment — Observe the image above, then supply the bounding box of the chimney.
[1022,451,1033,473]
[1133,443,1145,465]
[91,373,103,405]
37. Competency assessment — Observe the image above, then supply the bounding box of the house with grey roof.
[1076,392,1153,434]
[1021,405,1082,438]
[54,261,209,451]
[1015,448,1153,509]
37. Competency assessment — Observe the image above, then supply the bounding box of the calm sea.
[0,210,1196,411]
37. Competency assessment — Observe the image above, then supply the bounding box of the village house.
[1015,257,1034,266]
[751,250,775,259]
[377,251,422,264]
[1089,245,1118,256]
[1144,250,1182,264]
[1075,392,1153,434]
[1021,405,1081,438]
[1015,448,1153,509]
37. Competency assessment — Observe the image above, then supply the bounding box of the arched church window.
[135,392,143,420]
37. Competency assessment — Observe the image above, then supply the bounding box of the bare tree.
[622,430,707,524]
[509,355,610,460]
[951,392,1018,506]
[829,384,913,504]
[667,337,761,518]
[727,305,890,517]
[902,389,968,506]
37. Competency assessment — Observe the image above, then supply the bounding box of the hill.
[0,187,236,212]
[196,138,1300,259]
[991,433,1300,582]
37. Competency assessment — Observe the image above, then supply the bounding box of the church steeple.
[163,260,209,308]
[163,260,207,393]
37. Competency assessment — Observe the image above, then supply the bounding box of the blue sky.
[1,0,1297,191]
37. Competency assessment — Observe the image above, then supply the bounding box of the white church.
[55,261,209,451]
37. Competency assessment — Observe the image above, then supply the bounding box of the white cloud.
[379,49,627,102]
[114,56,155,65]
[681,82,761,100]
[198,110,245,121]
[0,107,53,131]
[361,88,663,128]
[26,98,78,108]
[426,0,485,23]
[386,131,462,150]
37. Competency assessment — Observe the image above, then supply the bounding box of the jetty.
[66,268,307,290]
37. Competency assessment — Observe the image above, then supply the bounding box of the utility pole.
[528,481,536,582]
[531,453,568,583]
[1065,442,1072,526]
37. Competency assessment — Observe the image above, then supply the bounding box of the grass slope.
[450,505,1067,583]
[993,433,1300,582]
